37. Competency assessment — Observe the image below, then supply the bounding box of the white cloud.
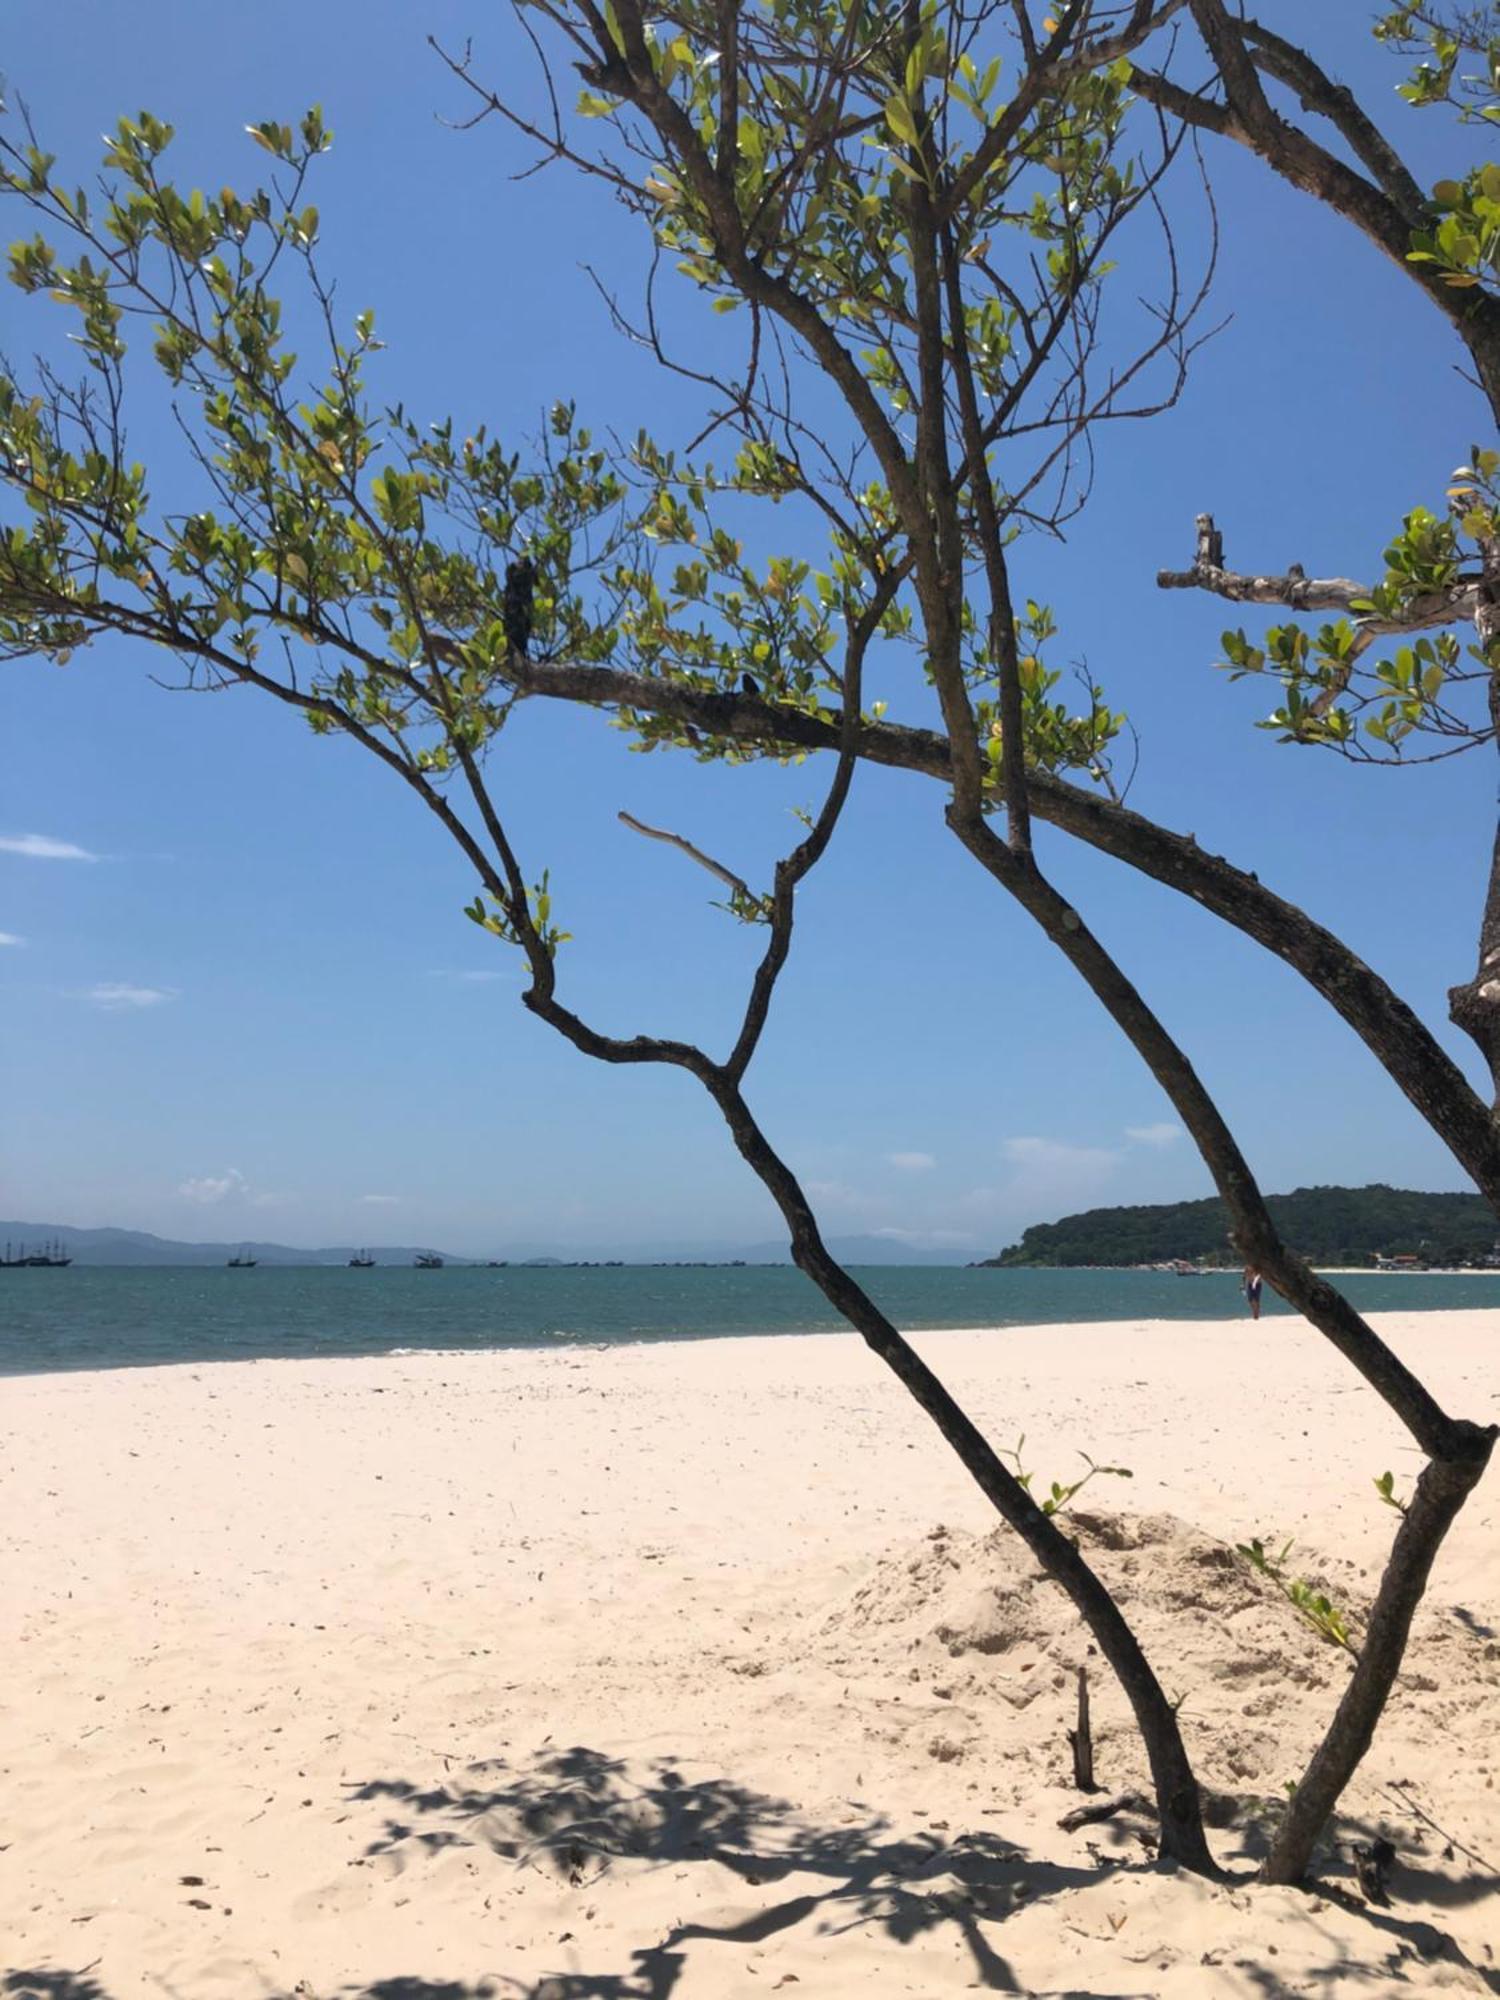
[953,1184,1006,1214]
[176,1167,291,1207]
[804,1177,883,1216]
[360,1193,401,1206]
[997,1135,1121,1209]
[178,1168,249,1205]
[1126,1122,1184,1149]
[885,1150,936,1172]
[947,1136,1126,1253]
[1002,1135,1118,1175]
[0,833,100,861]
[0,931,24,947]
[871,1224,973,1249]
[87,982,176,1010]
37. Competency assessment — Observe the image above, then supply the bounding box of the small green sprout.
[1237,1535,1358,1654]
[1000,1435,1133,1518]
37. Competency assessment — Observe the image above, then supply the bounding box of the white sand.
[1,1310,1497,1997]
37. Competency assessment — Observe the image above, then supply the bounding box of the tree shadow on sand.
[5,1977,116,2000]
[1191,1802,1500,1997]
[338,1744,1500,2000]
[346,1743,1120,1995]
[8,1750,1496,2000]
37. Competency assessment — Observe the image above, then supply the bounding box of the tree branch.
[940,1,1190,222]
[496,653,1500,1207]
[1145,2,1500,422]
[618,809,758,900]
[724,579,894,1083]
[946,808,1472,1464]
[942,210,1031,850]
[1157,512,1482,633]
[1237,16,1426,215]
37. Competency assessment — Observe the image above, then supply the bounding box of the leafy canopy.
[2,5,1169,896]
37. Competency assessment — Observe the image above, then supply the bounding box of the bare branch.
[490,655,1500,1207]
[1137,3,1500,421]
[723,575,896,1083]
[1237,16,1427,214]
[618,808,758,900]
[1158,513,1482,631]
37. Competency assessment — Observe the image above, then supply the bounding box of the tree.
[0,2,1493,1889]
[1134,4,1500,1093]
[406,0,1500,1882]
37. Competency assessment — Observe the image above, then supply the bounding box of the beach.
[2,1309,1496,1997]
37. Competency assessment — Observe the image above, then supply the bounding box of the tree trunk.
[943,804,1499,1883]
[946,809,1467,1460]
[706,1075,1217,1875]
[1262,1428,1495,1883]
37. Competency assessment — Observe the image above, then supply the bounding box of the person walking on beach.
[1243,1266,1263,1321]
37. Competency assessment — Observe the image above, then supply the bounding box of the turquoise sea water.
[0,1263,1496,1377]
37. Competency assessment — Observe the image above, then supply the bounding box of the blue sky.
[1,4,1493,1258]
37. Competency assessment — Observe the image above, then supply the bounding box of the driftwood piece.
[1057,1790,1151,1834]
[1067,1665,1096,1791]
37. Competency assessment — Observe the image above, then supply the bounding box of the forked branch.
[1157,513,1482,634]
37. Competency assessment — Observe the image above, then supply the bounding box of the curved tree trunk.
[704,1073,1217,1875]
[942,802,1497,1883]
[1262,1432,1495,1882]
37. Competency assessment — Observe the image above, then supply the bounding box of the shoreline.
[14,1257,1500,1270]
[6,1267,1499,1384]
[6,1303,1492,1404]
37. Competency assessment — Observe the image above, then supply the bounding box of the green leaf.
[884,93,919,149]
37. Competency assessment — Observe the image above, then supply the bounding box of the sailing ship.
[227,1247,258,1268]
[348,1249,376,1268]
[413,1251,444,1269]
[0,1239,73,1268]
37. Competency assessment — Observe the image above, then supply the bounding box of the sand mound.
[816,1507,1499,1806]
[821,1507,1347,1691]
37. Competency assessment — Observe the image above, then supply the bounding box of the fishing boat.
[348,1249,376,1268]
[1,1239,72,1268]
[413,1251,444,1269]
[227,1248,258,1268]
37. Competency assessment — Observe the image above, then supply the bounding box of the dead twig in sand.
[1382,1782,1497,1871]
[1058,1790,1151,1833]
[1067,1665,1096,1791]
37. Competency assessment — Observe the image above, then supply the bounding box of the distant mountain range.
[981,1184,1499,1269]
[0,1222,962,1268]
[0,1224,469,1268]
